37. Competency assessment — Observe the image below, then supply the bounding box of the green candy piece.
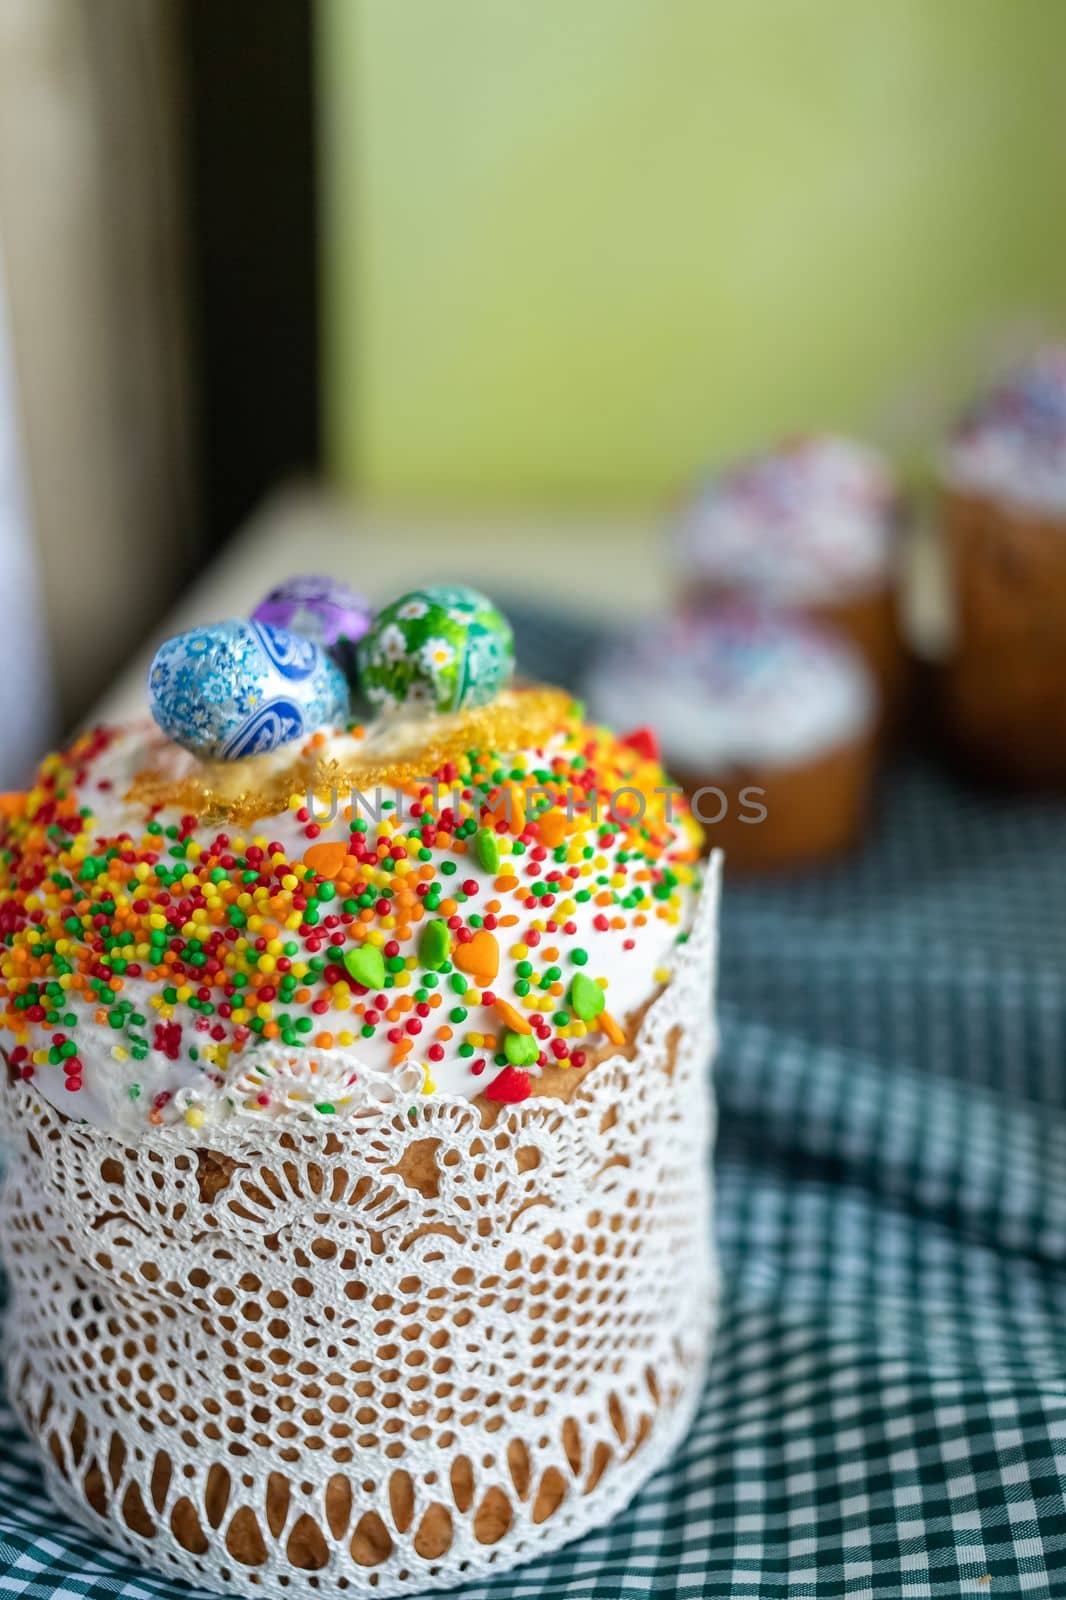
[357,585,514,716]
[503,1029,539,1067]
[475,826,501,873]
[343,945,386,991]
[570,972,605,1021]
[419,918,451,971]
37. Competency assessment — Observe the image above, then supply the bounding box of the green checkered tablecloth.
[2,602,1066,1598]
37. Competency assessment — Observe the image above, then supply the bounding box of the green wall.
[320,0,1066,504]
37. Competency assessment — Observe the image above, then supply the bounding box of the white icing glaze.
[942,347,1066,515]
[585,606,874,773]
[672,434,897,604]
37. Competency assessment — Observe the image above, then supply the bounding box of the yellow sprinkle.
[184,1106,206,1130]
[654,966,670,984]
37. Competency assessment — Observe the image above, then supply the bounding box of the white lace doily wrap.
[0,860,721,1599]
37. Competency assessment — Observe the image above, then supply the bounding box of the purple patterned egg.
[251,576,372,683]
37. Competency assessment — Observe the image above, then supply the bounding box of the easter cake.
[0,583,720,1596]
[672,435,906,722]
[585,603,876,872]
[938,348,1066,786]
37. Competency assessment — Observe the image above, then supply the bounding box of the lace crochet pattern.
[0,867,719,1598]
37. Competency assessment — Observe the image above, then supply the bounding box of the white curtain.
[0,250,56,787]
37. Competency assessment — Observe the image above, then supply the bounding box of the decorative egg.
[251,575,372,683]
[358,586,514,716]
[148,621,350,760]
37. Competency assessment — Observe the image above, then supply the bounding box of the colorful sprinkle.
[419,919,451,971]
[343,945,386,991]
[484,1065,532,1104]
[503,1029,539,1067]
[453,930,500,987]
[0,683,701,1128]
[570,972,606,1022]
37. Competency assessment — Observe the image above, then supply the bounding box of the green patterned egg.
[358,586,514,715]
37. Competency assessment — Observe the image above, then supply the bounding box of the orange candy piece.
[536,808,572,848]
[600,1010,625,1047]
[302,840,349,879]
[495,998,531,1035]
[453,930,500,986]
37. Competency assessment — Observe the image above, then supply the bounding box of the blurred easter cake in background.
[937,347,1066,788]
[670,436,906,725]
[584,602,876,873]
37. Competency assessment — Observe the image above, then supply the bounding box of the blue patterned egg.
[148,621,350,760]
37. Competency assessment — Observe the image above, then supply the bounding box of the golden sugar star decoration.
[125,687,576,825]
